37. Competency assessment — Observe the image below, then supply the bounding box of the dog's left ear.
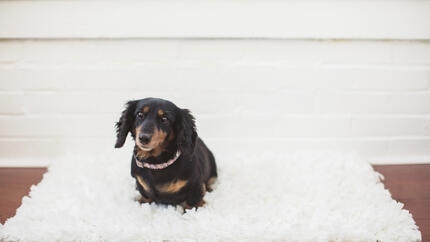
[115,100,137,148]
[176,109,197,154]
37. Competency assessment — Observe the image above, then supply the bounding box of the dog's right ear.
[115,100,137,148]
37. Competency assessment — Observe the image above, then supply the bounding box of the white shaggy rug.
[0,150,421,242]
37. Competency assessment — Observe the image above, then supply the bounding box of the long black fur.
[115,98,217,208]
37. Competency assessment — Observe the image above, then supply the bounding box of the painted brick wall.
[0,1,430,166]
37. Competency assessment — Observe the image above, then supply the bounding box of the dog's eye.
[137,112,144,119]
[160,116,169,124]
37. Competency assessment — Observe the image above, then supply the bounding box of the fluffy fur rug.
[0,150,421,241]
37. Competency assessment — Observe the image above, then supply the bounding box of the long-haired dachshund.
[115,98,217,209]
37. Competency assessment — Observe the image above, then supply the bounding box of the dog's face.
[133,99,177,155]
[115,98,197,157]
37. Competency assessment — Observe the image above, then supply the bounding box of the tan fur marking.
[208,177,217,186]
[143,106,149,113]
[135,147,149,159]
[149,128,168,157]
[136,175,151,193]
[157,109,164,116]
[181,202,193,210]
[206,177,217,192]
[156,179,188,193]
[150,147,164,157]
[202,184,207,195]
[135,126,169,158]
[137,195,153,204]
[181,200,206,210]
[152,128,167,144]
[196,199,206,207]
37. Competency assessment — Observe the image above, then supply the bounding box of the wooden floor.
[1,165,429,241]
[0,168,47,224]
[373,165,430,241]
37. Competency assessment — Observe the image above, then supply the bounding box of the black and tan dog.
[115,98,217,209]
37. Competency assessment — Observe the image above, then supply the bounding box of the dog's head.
[115,98,197,157]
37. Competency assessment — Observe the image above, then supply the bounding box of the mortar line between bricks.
[0,38,429,42]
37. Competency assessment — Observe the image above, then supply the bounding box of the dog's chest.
[135,173,189,197]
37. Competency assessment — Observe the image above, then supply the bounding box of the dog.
[115,98,217,209]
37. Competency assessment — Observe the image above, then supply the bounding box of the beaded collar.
[134,150,181,170]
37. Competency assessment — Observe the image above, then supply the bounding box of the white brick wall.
[0,1,429,166]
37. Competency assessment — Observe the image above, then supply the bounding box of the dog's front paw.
[136,195,153,204]
[181,200,206,211]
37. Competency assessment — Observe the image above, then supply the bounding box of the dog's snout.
[139,133,152,144]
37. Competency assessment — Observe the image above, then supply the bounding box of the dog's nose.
[139,133,152,145]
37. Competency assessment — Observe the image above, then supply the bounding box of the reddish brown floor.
[373,164,430,241]
[1,165,429,241]
[0,168,47,224]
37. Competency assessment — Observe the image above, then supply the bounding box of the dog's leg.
[181,200,205,211]
[182,183,206,209]
[135,175,153,203]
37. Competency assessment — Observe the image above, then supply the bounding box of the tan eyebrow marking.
[157,109,164,116]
